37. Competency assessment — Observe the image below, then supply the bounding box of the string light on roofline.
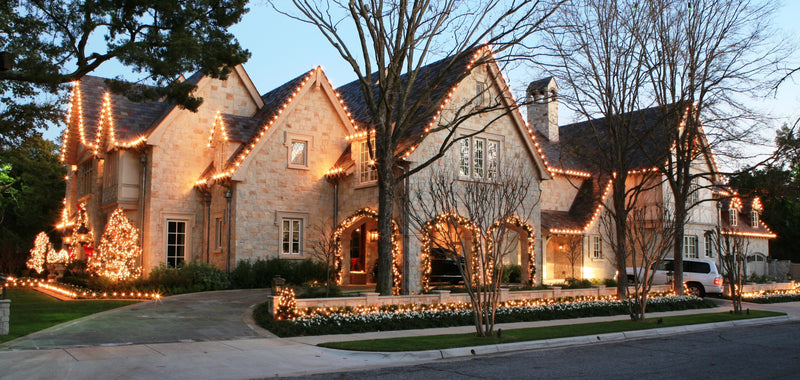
[196,68,320,186]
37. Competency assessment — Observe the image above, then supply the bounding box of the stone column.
[0,299,10,335]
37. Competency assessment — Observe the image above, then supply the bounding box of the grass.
[0,288,139,344]
[319,310,785,352]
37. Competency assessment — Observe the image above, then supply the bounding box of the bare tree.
[637,0,788,295]
[273,0,565,295]
[624,205,677,321]
[308,224,338,297]
[560,236,583,280]
[711,229,750,314]
[542,0,665,298]
[409,165,537,337]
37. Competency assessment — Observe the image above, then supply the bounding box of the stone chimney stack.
[526,77,559,142]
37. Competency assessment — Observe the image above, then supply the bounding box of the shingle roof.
[336,50,477,154]
[221,113,260,143]
[541,175,608,233]
[539,104,682,175]
[78,76,170,144]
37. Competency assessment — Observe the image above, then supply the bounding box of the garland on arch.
[332,208,402,295]
[419,213,481,292]
[486,215,536,284]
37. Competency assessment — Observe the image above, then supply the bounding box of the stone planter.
[47,262,67,279]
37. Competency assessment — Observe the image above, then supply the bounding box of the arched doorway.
[332,208,402,294]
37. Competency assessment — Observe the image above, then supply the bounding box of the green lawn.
[320,310,785,352]
[1,288,139,344]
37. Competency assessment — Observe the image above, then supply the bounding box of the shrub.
[230,258,327,289]
[148,261,230,294]
[502,264,521,283]
[563,278,593,289]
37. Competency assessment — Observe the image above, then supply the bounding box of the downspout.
[225,186,234,274]
[139,152,147,269]
[204,192,211,264]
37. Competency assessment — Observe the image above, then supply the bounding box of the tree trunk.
[375,157,396,296]
[613,177,628,299]
[673,193,686,296]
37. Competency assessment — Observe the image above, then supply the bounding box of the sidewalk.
[1,299,796,379]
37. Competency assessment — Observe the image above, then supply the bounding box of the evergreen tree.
[94,208,143,281]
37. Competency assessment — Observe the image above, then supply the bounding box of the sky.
[44,1,800,168]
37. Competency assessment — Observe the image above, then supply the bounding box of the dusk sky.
[46,1,800,167]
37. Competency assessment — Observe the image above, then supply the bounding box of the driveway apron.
[1,289,272,350]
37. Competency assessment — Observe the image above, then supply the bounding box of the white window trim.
[591,235,602,260]
[751,211,759,228]
[284,132,314,170]
[729,209,738,226]
[704,233,713,258]
[356,137,378,186]
[166,219,188,267]
[458,134,502,182]
[161,211,195,267]
[684,235,698,259]
[475,81,486,107]
[275,211,309,257]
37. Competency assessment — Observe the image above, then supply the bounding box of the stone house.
[59,48,553,293]
[58,49,774,293]
[526,77,776,282]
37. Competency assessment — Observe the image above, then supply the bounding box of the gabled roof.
[336,49,477,154]
[538,104,682,176]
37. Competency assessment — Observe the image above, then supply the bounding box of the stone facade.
[0,299,9,335]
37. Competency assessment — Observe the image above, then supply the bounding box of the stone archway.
[487,215,536,285]
[332,208,402,294]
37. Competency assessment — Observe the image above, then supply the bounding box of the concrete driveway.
[1,289,274,350]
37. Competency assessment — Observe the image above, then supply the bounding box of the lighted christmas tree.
[27,232,54,274]
[94,208,143,281]
[48,249,71,264]
[71,202,94,258]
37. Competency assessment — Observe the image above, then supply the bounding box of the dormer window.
[751,211,759,228]
[729,209,737,226]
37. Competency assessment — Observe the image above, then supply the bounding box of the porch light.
[368,229,379,242]
[272,276,286,293]
[76,224,91,245]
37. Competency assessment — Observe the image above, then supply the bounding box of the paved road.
[1,289,272,350]
[285,320,800,379]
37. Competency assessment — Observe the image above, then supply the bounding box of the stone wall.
[0,299,9,335]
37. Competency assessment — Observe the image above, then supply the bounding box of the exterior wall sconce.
[76,224,91,245]
[368,229,379,242]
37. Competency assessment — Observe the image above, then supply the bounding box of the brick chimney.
[526,77,559,142]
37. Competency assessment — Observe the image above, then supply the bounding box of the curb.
[380,315,791,361]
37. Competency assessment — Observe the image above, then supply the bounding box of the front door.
[349,223,367,284]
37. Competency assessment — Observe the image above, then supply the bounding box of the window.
[591,235,602,259]
[687,179,699,206]
[79,161,93,196]
[684,235,698,259]
[459,136,500,180]
[285,132,312,170]
[166,220,187,267]
[358,138,377,183]
[103,153,117,188]
[281,218,303,255]
[214,217,224,250]
[751,211,759,227]
[475,82,486,107]
[704,232,714,258]
[290,140,307,166]
[729,210,738,226]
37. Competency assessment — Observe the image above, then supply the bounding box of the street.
[284,320,800,379]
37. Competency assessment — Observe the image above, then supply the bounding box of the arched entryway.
[332,208,402,294]
[419,214,535,291]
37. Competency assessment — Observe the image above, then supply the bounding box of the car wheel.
[687,283,704,298]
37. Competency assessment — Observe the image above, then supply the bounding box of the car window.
[684,261,710,274]
[656,260,673,271]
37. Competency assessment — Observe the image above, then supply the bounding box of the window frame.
[729,209,738,226]
[591,235,602,260]
[684,235,699,259]
[275,211,309,257]
[284,132,313,170]
[475,81,486,107]
[687,178,699,206]
[357,137,378,184]
[214,216,224,251]
[751,211,759,228]
[458,135,501,182]
[166,219,188,268]
[704,232,714,258]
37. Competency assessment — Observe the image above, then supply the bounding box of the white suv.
[627,258,724,297]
